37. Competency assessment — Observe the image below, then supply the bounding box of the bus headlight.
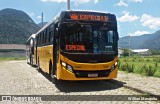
[110,65,115,71]
[66,64,73,73]
[110,62,118,72]
[61,61,73,73]
[61,62,66,67]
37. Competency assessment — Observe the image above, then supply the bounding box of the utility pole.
[67,0,70,10]
[41,12,43,28]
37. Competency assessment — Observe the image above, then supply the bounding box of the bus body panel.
[60,54,118,70]
[37,45,53,73]
[57,54,118,80]
[57,65,118,80]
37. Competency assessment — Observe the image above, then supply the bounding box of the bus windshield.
[60,23,117,54]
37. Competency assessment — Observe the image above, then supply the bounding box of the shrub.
[138,58,144,62]
[146,59,150,62]
[153,58,157,62]
[132,59,136,62]
[157,58,160,62]
[126,64,134,73]
[120,64,127,71]
[155,62,158,68]
[120,63,134,73]
[124,58,129,62]
[141,64,157,76]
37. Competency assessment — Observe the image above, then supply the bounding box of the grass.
[118,56,160,78]
[0,57,26,61]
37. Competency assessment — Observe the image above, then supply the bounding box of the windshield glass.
[60,23,117,54]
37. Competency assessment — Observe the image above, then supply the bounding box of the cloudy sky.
[0,0,160,37]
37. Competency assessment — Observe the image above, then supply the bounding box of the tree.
[122,48,133,57]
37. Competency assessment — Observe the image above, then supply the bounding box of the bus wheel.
[49,63,57,84]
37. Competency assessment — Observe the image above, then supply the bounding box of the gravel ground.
[0,60,159,104]
[117,71,160,96]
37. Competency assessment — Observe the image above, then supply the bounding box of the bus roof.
[66,10,111,14]
[35,10,116,36]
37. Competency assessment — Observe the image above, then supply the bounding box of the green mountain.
[119,30,160,50]
[0,8,40,44]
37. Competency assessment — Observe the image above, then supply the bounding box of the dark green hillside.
[119,30,160,50]
[0,8,40,44]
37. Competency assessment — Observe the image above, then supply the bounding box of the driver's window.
[108,31,113,44]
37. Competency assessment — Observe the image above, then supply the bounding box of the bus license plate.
[88,73,98,77]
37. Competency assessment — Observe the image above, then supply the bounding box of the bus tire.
[49,62,58,84]
[29,54,31,65]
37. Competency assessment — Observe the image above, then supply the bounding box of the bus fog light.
[67,65,73,72]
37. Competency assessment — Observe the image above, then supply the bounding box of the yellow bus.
[34,10,119,83]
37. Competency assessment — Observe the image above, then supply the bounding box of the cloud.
[74,0,90,4]
[128,31,150,36]
[129,0,143,3]
[140,14,160,30]
[94,0,99,4]
[40,0,99,4]
[116,0,128,7]
[37,16,46,19]
[27,12,35,17]
[37,16,41,19]
[116,0,143,7]
[118,11,139,22]
[40,0,67,3]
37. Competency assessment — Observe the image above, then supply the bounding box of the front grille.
[73,70,111,78]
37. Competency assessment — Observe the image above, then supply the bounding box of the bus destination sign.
[69,13,109,21]
[66,45,86,51]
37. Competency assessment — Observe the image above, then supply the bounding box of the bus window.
[46,28,49,43]
[43,32,45,44]
[45,29,47,43]
[48,31,53,44]
[61,23,116,53]
[108,31,113,44]
[40,33,42,45]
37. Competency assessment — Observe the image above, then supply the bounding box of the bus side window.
[41,33,43,45]
[49,31,51,43]
[39,34,41,46]
[45,28,48,44]
[39,33,42,46]
[48,30,53,44]
[44,30,46,44]
[43,31,45,44]
[51,31,53,43]
[41,33,42,44]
